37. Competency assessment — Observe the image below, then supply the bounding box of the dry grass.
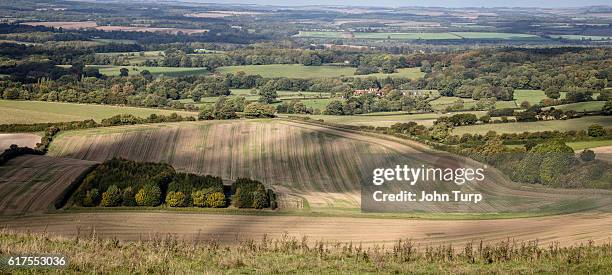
[0,230,610,273]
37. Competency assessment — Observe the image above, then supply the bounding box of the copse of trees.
[198,96,244,120]
[74,158,277,209]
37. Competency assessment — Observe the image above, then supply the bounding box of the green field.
[88,65,211,77]
[284,111,487,127]
[430,96,517,111]
[453,116,612,135]
[554,101,606,112]
[567,140,612,150]
[551,35,612,41]
[216,64,423,79]
[513,89,548,105]
[296,31,541,40]
[216,64,356,78]
[0,100,197,124]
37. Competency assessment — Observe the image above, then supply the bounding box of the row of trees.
[76,158,277,209]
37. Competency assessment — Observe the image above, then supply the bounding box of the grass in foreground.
[0,100,197,124]
[0,231,610,273]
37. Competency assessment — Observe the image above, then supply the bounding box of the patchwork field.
[22,22,209,35]
[296,31,541,40]
[215,64,423,79]
[47,119,612,212]
[0,133,40,149]
[0,100,197,124]
[0,155,96,215]
[453,116,612,135]
[88,65,211,77]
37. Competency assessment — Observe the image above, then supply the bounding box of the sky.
[183,0,611,8]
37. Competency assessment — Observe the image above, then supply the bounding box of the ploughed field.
[0,155,96,215]
[47,119,612,212]
[0,133,40,150]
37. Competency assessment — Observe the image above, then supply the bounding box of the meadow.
[0,100,197,124]
[296,31,541,40]
[429,96,517,111]
[286,111,486,127]
[89,65,211,77]
[215,64,423,79]
[453,116,612,135]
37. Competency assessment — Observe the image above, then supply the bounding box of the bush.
[122,187,136,206]
[206,192,226,208]
[587,124,605,137]
[135,184,162,206]
[192,190,207,207]
[165,191,187,207]
[243,102,276,118]
[82,188,100,207]
[252,185,269,209]
[100,185,122,207]
[580,150,596,162]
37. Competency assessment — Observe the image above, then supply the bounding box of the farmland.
[554,101,606,112]
[295,31,541,40]
[46,119,612,212]
[284,111,486,127]
[0,155,96,216]
[88,65,211,77]
[453,116,612,135]
[22,21,209,35]
[0,133,40,149]
[0,100,197,124]
[215,64,423,79]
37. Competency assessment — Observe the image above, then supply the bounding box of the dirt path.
[1,212,611,247]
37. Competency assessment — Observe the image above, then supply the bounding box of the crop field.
[296,31,541,40]
[89,65,211,77]
[453,116,612,135]
[0,133,40,149]
[47,119,611,212]
[22,22,209,35]
[0,155,96,216]
[568,140,612,151]
[2,212,612,248]
[0,100,197,124]
[352,68,424,79]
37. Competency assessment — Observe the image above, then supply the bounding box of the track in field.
[0,155,96,215]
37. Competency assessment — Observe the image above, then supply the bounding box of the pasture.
[216,64,356,78]
[216,64,423,79]
[0,100,197,124]
[285,111,486,127]
[453,116,612,135]
[0,155,96,215]
[554,101,606,112]
[89,65,210,77]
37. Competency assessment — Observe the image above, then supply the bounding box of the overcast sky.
[182,0,610,8]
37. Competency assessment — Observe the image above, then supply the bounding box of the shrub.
[232,187,251,208]
[122,187,136,206]
[135,184,162,206]
[82,188,100,207]
[206,192,226,208]
[580,150,596,162]
[587,124,605,137]
[252,185,269,209]
[166,191,187,207]
[192,190,207,207]
[100,185,122,207]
